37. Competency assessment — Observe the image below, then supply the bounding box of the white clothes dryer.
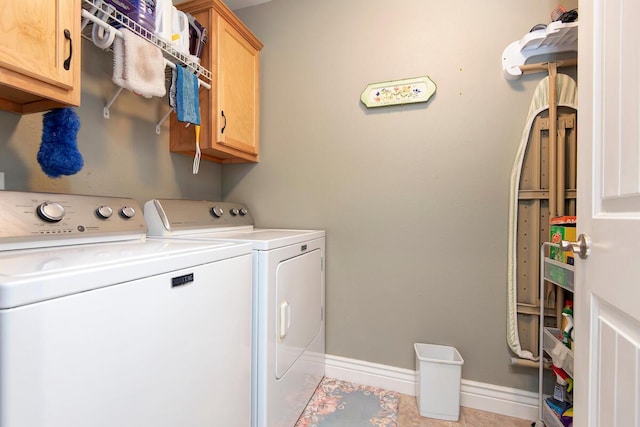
[144,199,325,427]
[0,191,253,427]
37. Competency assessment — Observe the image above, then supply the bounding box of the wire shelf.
[81,0,212,81]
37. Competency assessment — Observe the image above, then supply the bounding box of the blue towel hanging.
[175,65,201,125]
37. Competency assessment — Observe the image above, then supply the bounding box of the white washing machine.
[144,199,325,427]
[0,191,253,427]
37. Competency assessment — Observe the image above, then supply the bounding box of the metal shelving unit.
[536,243,574,426]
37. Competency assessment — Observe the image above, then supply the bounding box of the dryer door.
[275,248,323,379]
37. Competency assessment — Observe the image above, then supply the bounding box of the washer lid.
[0,239,252,309]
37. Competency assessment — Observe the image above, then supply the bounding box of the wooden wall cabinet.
[170,0,263,163]
[0,0,81,114]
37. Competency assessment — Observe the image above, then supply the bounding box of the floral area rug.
[295,377,399,427]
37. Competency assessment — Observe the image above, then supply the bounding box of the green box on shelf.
[549,216,577,264]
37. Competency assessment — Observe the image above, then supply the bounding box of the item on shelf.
[548,333,571,372]
[171,8,190,55]
[112,29,166,98]
[551,5,567,21]
[553,379,568,403]
[558,9,578,24]
[104,0,156,33]
[552,365,573,403]
[550,216,577,264]
[169,68,177,109]
[561,407,574,427]
[154,0,173,42]
[92,9,118,49]
[187,13,208,60]
[38,109,83,178]
[546,396,572,417]
[193,124,201,175]
[551,216,577,225]
[561,299,574,349]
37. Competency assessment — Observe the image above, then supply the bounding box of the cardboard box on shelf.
[550,216,577,264]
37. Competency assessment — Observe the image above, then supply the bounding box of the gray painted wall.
[0,42,222,204]
[226,0,578,392]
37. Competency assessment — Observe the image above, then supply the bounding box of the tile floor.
[398,394,534,427]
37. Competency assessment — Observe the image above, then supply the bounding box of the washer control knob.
[210,206,224,218]
[37,201,65,222]
[119,206,136,219]
[96,206,113,219]
[230,208,240,216]
[239,208,248,216]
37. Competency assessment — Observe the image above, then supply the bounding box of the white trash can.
[414,343,464,421]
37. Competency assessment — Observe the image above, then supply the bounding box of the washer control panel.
[145,199,254,234]
[0,191,147,249]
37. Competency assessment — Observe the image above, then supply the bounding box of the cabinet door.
[216,18,259,157]
[0,0,75,90]
[169,0,261,163]
[0,0,80,112]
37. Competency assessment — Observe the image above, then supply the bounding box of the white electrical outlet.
[0,172,4,190]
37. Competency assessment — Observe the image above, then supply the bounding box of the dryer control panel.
[145,199,255,235]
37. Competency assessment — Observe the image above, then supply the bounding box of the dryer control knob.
[119,206,136,219]
[96,206,113,219]
[239,208,248,216]
[37,201,65,222]
[211,206,224,218]
[230,208,240,216]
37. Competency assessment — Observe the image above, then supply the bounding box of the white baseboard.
[324,354,538,421]
[324,353,417,395]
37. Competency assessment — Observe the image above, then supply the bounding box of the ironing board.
[507,74,578,361]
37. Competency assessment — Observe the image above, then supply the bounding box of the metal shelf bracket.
[103,86,124,119]
[156,108,174,134]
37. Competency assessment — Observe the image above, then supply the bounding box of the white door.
[275,249,323,379]
[575,0,640,425]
